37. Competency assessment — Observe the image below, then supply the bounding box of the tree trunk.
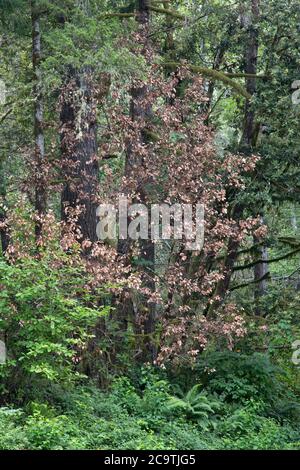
[0,158,9,255]
[253,216,268,315]
[137,0,151,24]
[240,0,260,148]
[60,67,99,249]
[31,0,46,243]
[241,1,268,312]
[116,0,157,362]
[291,206,298,231]
[205,27,233,119]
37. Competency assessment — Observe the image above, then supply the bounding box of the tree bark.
[60,67,99,249]
[205,24,234,119]
[207,204,243,318]
[253,216,268,315]
[0,158,9,255]
[241,1,268,312]
[240,0,260,148]
[31,0,47,243]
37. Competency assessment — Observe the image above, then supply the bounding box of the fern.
[166,384,219,428]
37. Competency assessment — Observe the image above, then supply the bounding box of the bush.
[216,401,300,450]
[0,256,110,400]
[195,352,288,405]
[0,407,28,450]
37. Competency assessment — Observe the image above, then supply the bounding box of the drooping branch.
[233,246,300,271]
[163,61,252,99]
[230,272,271,292]
[60,69,100,248]
[1,99,34,127]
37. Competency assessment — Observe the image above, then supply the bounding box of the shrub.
[0,256,110,400]
[0,407,28,450]
[217,401,300,450]
[195,352,287,405]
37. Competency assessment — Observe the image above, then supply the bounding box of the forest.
[0,0,300,452]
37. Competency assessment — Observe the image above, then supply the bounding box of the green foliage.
[195,352,287,405]
[0,256,110,398]
[0,374,299,450]
[166,384,219,429]
[217,400,300,450]
[0,407,28,450]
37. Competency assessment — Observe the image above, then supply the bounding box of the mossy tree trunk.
[31,0,47,243]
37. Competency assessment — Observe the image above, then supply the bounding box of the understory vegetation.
[1,257,300,449]
[1,357,300,450]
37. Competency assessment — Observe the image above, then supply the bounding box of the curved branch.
[225,72,268,79]
[233,246,300,271]
[163,61,252,99]
[230,272,271,291]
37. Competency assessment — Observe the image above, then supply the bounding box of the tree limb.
[99,12,135,19]
[149,6,185,19]
[230,272,271,291]
[233,246,300,271]
[0,108,12,125]
[225,72,268,79]
[163,61,252,99]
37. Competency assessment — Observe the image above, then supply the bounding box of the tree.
[115,0,157,362]
[60,67,100,248]
[31,0,47,244]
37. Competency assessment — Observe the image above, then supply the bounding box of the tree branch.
[225,72,268,79]
[99,4,185,21]
[230,272,271,291]
[233,246,300,271]
[99,12,135,19]
[163,61,252,99]
[149,6,185,19]
[0,108,13,125]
